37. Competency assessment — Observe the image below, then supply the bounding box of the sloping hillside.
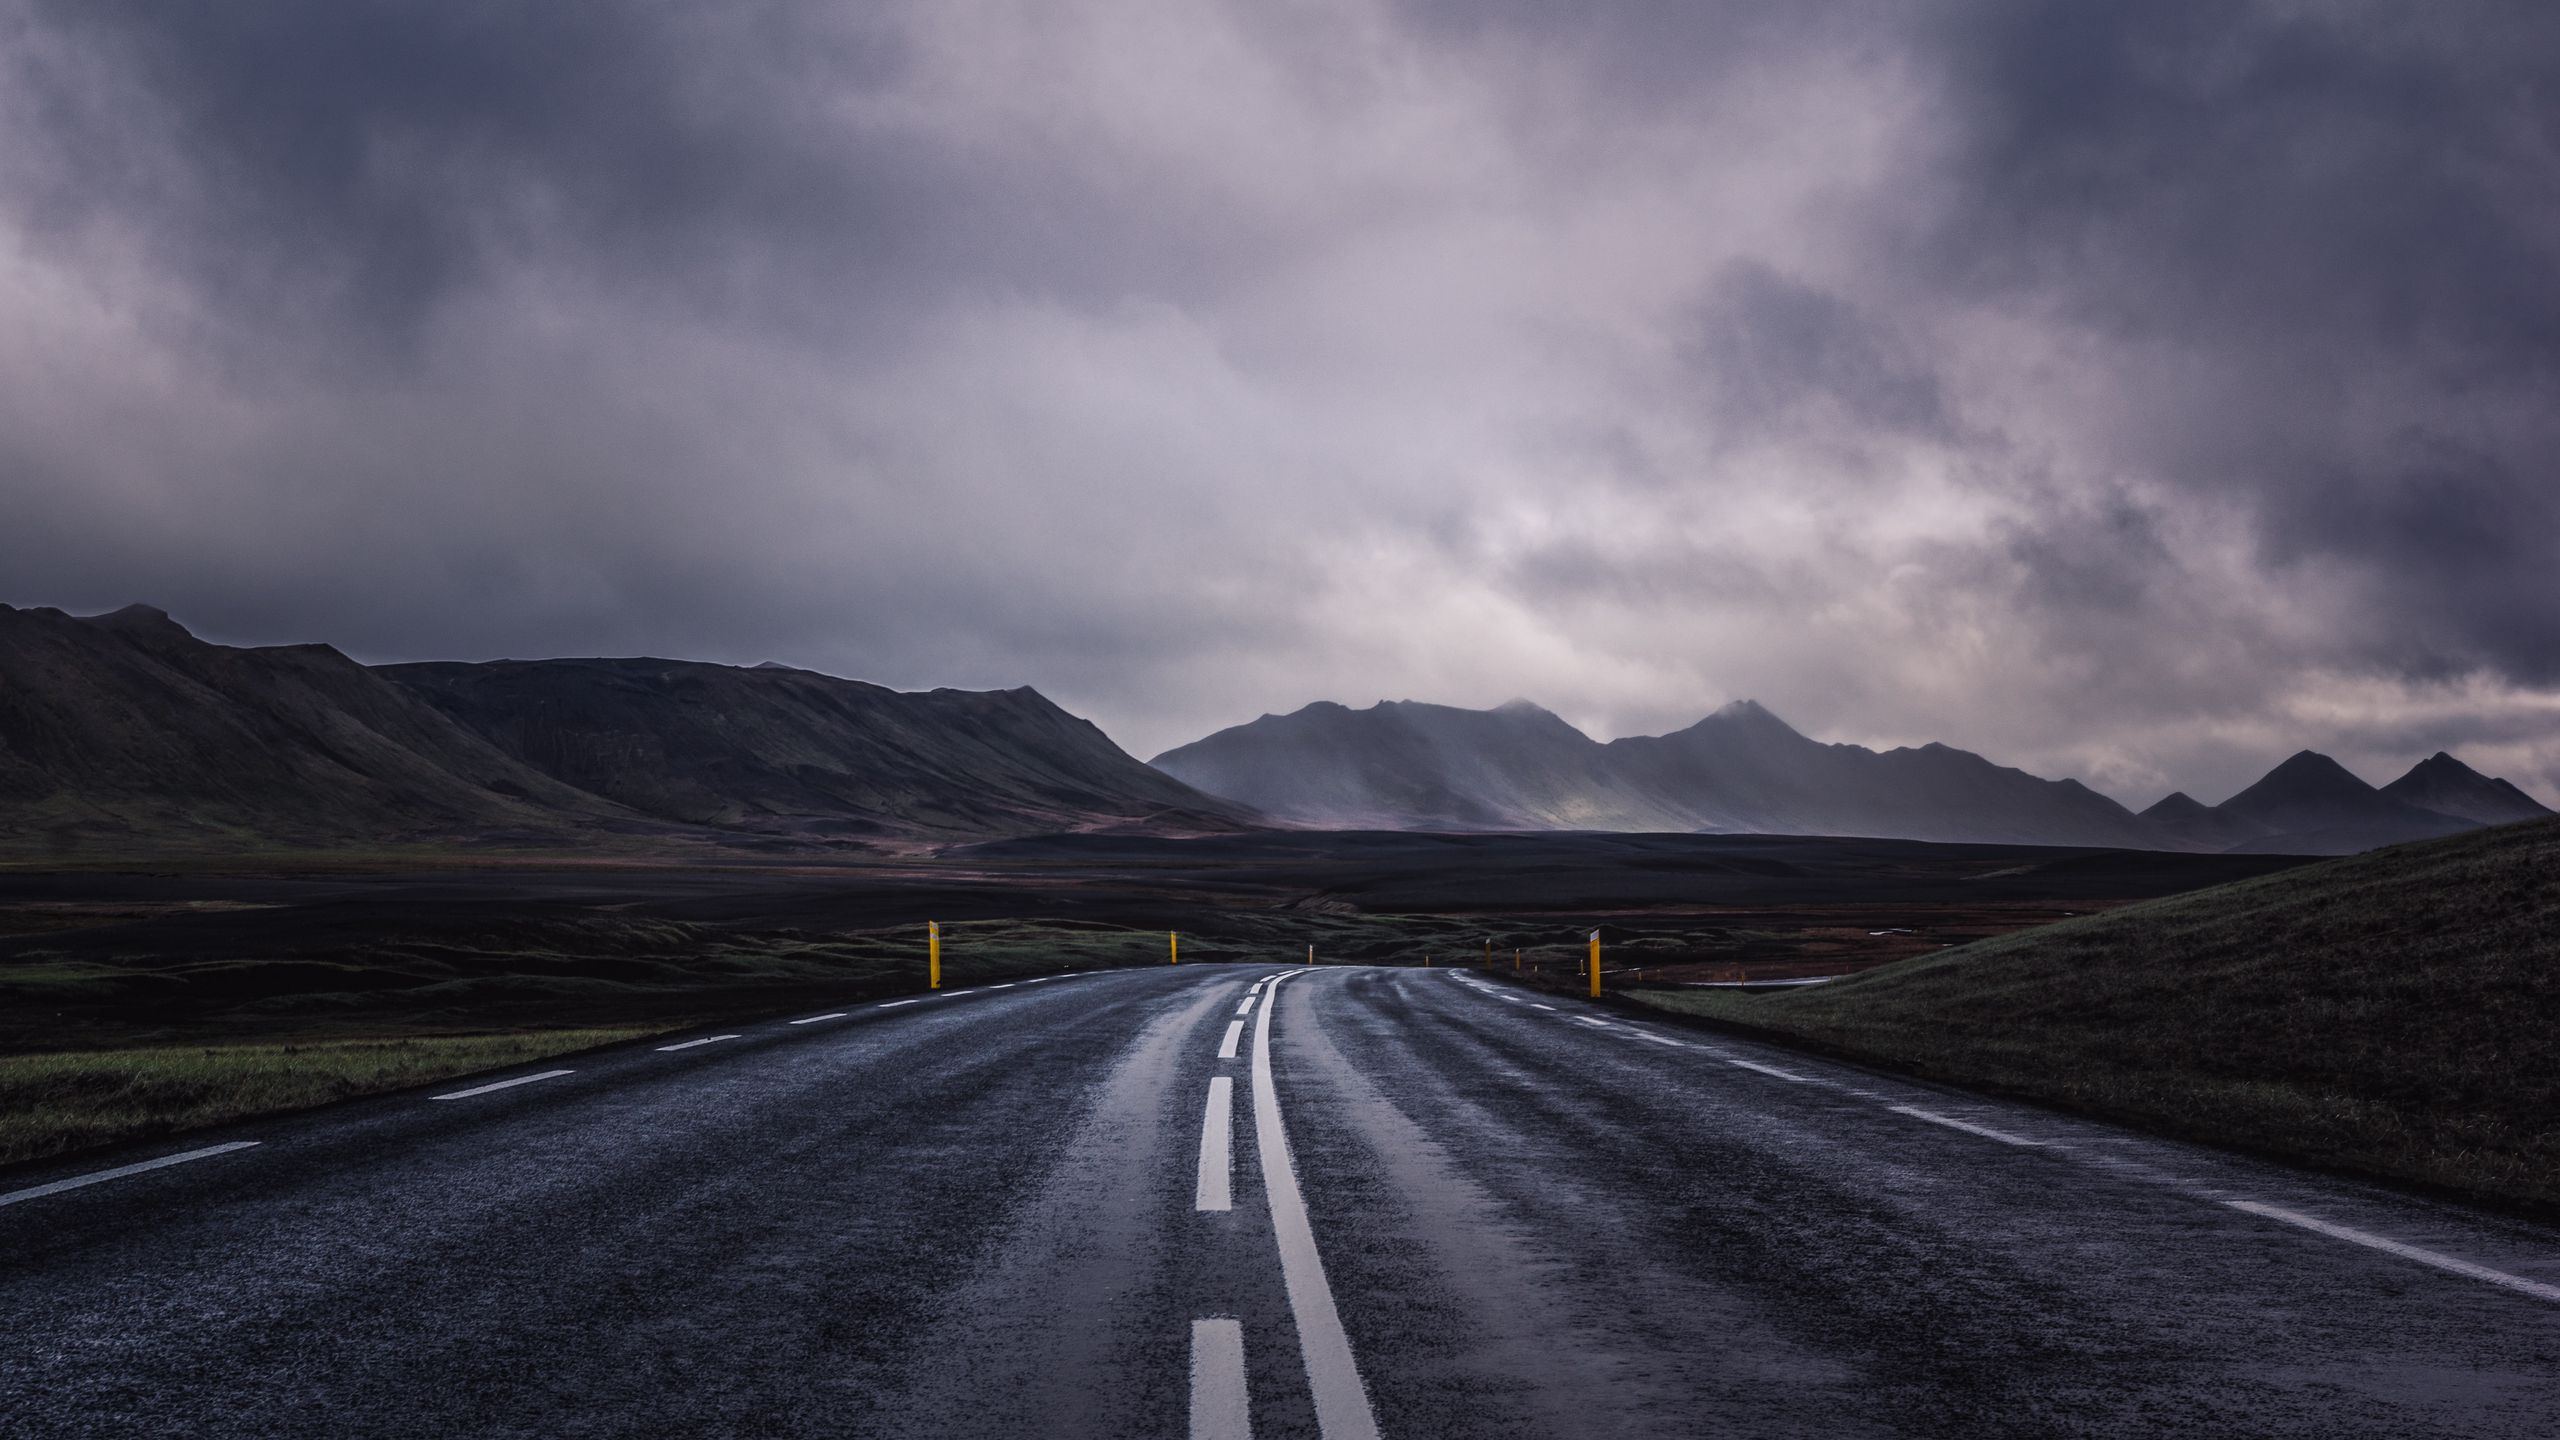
[0,604,641,853]
[1636,817,2560,1209]
[0,605,1254,854]
[382,658,1253,841]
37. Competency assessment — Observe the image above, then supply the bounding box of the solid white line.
[1890,1105,2045,1146]
[1196,1076,1235,1212]
[788,1012,847,1025]
[0,1141,261,1209]
[655,1035,741,1052]
[1704,1054,1810,1083]
[1253,971,1381,1440]
[2227,1201,2560,1305]
[1190,1317,1252,1440]
[430,1069,574,1101]
[879,999,924,1008]
[1218,1020,1245,1059]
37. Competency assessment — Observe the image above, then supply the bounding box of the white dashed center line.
[655,1035,740,1052]
[1218,1020,1245,1060]
[0,1141,262,1209]
[1196,1075,1235,1212]
[430,1070,574,1101]
[1235,995,1257,1017]
[1190,1317,1252,1440]
[788,1012,846,1025]
[1528,1003,1557,1011]
[879,999,924,1008]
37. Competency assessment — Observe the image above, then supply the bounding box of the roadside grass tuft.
[0,1030,663,1168]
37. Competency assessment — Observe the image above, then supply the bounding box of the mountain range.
[6,604,2547,858]
[0,604,1246,854]
[1149,698,2551,855]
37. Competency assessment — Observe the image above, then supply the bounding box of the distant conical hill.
[2380,752,2554,827]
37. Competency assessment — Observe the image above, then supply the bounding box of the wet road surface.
[4,964,2557,1437]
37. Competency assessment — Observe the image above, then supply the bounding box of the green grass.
[1630,819,2560,1211]
[0,1030,666,1167]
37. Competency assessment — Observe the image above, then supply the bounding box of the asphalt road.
[5,965,2557,1438]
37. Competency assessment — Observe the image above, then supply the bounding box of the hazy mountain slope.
[1606,701,2162,847]
[1157,697,2162,846]
[2380,752,2554,827]
[1146,699,1685,831]
[2215,751,2475,856]
[1637,817,2560,1210]
[0,604,636,852]
[384,657,1253,840]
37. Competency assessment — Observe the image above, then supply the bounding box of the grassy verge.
[1627,819,2560,1212]
[0,1029,666,1168]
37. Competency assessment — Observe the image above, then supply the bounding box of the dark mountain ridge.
[382,657,1249,841]
[1153,698,2549,855]
[0,604,1250,854]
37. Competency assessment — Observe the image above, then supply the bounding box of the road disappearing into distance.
[6,966,2557,1437]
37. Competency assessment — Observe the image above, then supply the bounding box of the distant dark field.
[0,830,2307,1165]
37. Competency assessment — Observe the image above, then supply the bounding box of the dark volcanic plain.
[1,831,2305,1166]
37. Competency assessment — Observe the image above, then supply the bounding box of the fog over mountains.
[1151,700,2551,855]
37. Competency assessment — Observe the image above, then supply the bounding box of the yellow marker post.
[928,920,941,991]
[1170,931,1179,965]
[1587,929,1602,999]
[1307,944,1314,966]
[1514,948,1521,973]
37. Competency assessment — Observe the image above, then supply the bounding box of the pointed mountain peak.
[2255,750,2375,793]
[2141,790,2207,818]
[1706,698,1805,736]
[1492,697,1557,718]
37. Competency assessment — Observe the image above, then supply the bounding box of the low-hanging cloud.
[2,0,2556,806]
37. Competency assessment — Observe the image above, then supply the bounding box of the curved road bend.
[3,966,2556,1438]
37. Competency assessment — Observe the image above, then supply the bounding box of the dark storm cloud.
[13,2,914,353]
[1,0,2557,802]
[1687,261,1949,442]
[1909,1,2560,681]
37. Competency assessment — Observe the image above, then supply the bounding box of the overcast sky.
[4,1,2556,806]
